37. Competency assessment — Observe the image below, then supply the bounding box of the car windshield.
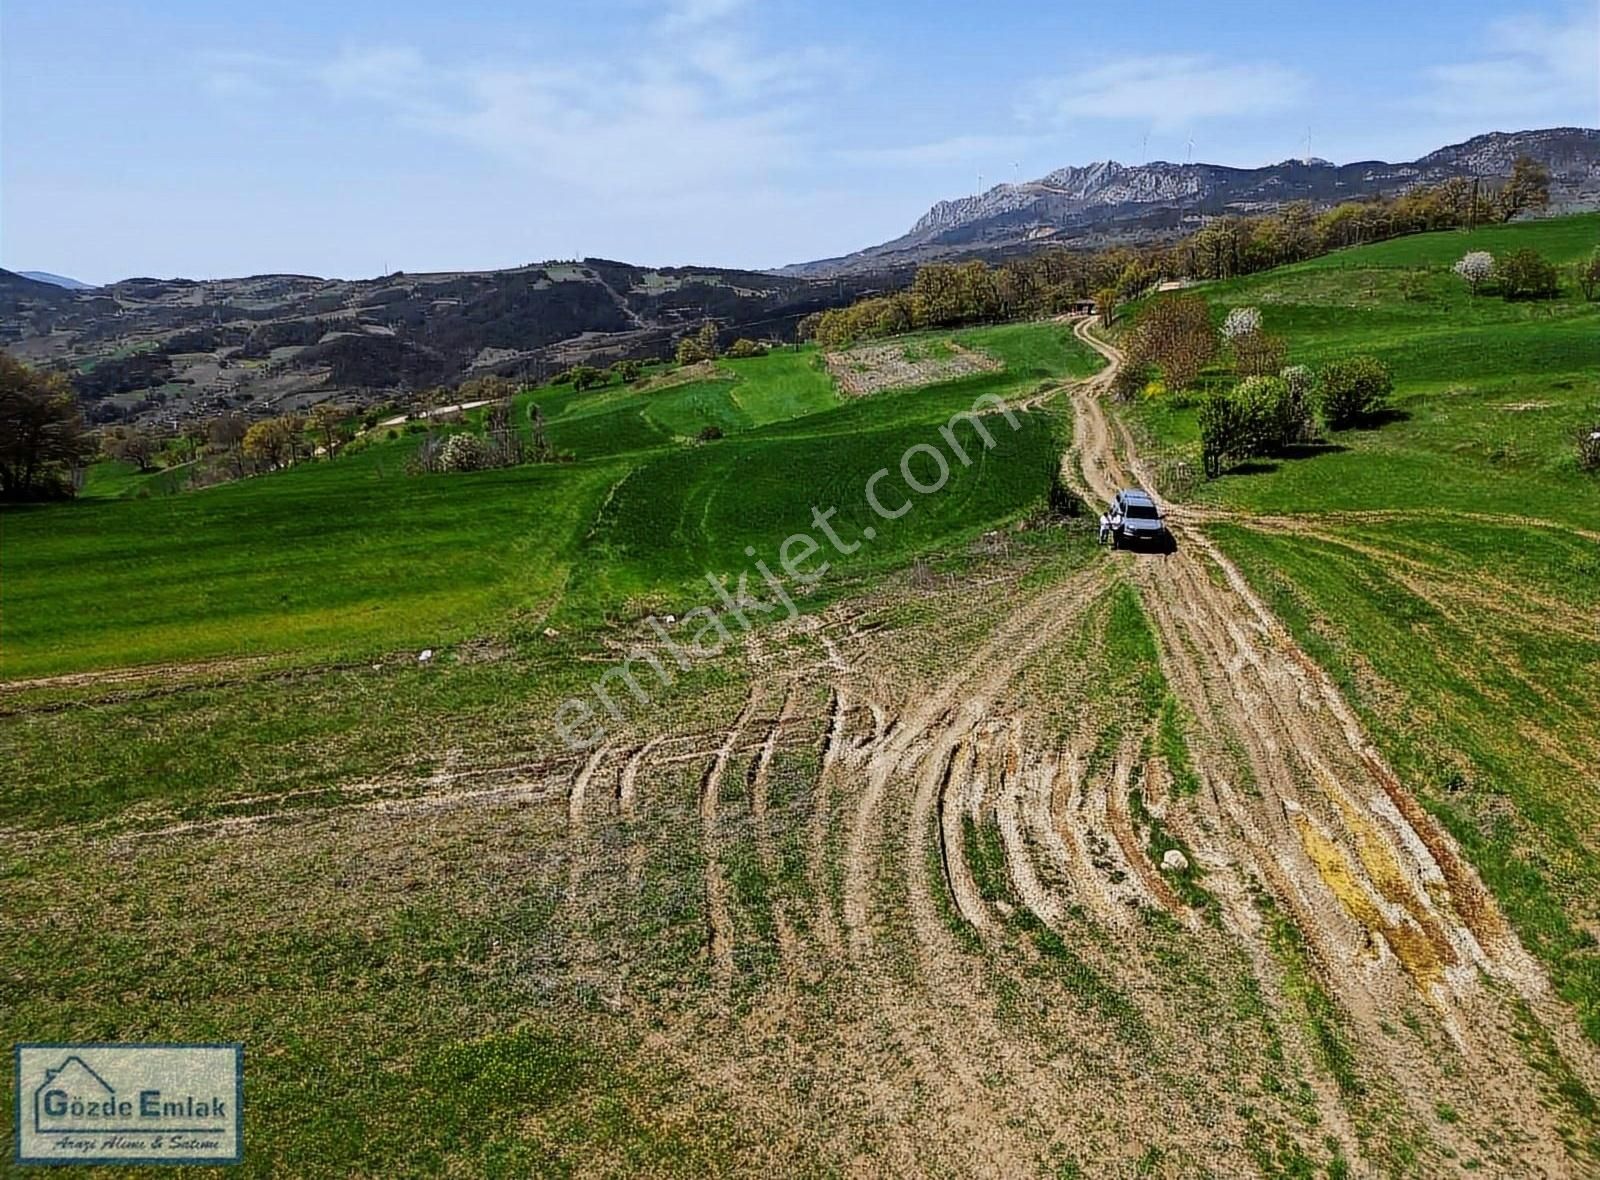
[1126,504,1159,520]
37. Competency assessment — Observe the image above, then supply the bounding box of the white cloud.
[199,50,293,100]
[1019,54,1308,131]
[836,134,1034,169]
[1416,6,1600,121]
[207,11,849,201]
[407,64,805,193]
[317,46,431,105]
[656,0,750,34]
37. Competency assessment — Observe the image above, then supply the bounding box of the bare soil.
[825,339,1000,396]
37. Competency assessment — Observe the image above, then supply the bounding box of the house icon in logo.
[34,1056,116,1133]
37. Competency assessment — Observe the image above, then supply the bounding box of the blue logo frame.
[14,1043,243,1167]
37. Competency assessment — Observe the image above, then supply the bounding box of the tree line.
[801,160,1554,350]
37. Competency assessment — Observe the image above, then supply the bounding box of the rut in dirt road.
[1065,315,1600,1173]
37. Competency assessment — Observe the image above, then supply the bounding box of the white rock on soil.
[1161,849,1190,873]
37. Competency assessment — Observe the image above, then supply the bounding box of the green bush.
[1317,356,1393,430]
[1234,376,1290,456]
[1280,365,1316,444]
[1497,248,1560,300]
[1198,388,1247,478]
[1199,372,1320,478]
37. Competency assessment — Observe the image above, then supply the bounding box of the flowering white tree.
[1453,251,1494,295]
[1221,306,1263,340]
[439,432,490,472]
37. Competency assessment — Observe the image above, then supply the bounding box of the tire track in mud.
[749,682,795,875]
[807,685,850,957]
[701,692,763,987]
[826,565,1127,1174]
[935,731,992,934]
[841,565,1111,950]
[1068,316,1600,1172]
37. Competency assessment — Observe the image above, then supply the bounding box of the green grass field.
[2,323,1100,679]
[4,217,1600,1177]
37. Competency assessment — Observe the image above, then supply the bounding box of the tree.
[309,403,346,457]
[1220,307,1262,341]
[1232,330,1288,379]
[1580,248,1600,303]
[1497,248,1560,300]
[675,336,710,365]
[1452,251,1494,295]
[180,419,208,462]
[281,412,308,464]
[1576,421,1600,473]
[1497,156,1551,221]
[209,412,246,449]
[568,364,605,391]
[0,352,93,500]
[1232,375,1303,454]
[694,319,720,359]
[1222,308,1283,377]
[1094,287,1118,327]
[1317,356,1393,429]
[1280,366,1316,445]
[610,359,643,383]
[528,402,550,460]
[1126,295,1218,392]
[102,425,161,472]
[726,338,766,358]
[439,432,490,472]
[1197,374,1313,478]
[242,418,292,470]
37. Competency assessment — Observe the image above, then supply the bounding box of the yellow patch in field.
[1293,812,1450,992]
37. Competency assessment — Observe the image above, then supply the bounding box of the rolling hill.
[0,260,893,428]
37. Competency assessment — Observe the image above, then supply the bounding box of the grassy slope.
[2,325,1100,679]
[1123,214,1600,1041]
[1129,214,1599,525]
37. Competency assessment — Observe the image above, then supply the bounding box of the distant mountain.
[784,128,1600,276]
[17,271,95,290]
[0,268,76,310]
[0,261,892,427]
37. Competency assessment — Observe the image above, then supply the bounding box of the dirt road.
[1063,314,1600,1174]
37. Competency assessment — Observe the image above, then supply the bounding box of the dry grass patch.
[825,337,1001,396]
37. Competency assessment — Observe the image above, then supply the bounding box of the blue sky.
[3,0,1596,282]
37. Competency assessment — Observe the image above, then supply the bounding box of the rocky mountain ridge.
[786,127,1600,276]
